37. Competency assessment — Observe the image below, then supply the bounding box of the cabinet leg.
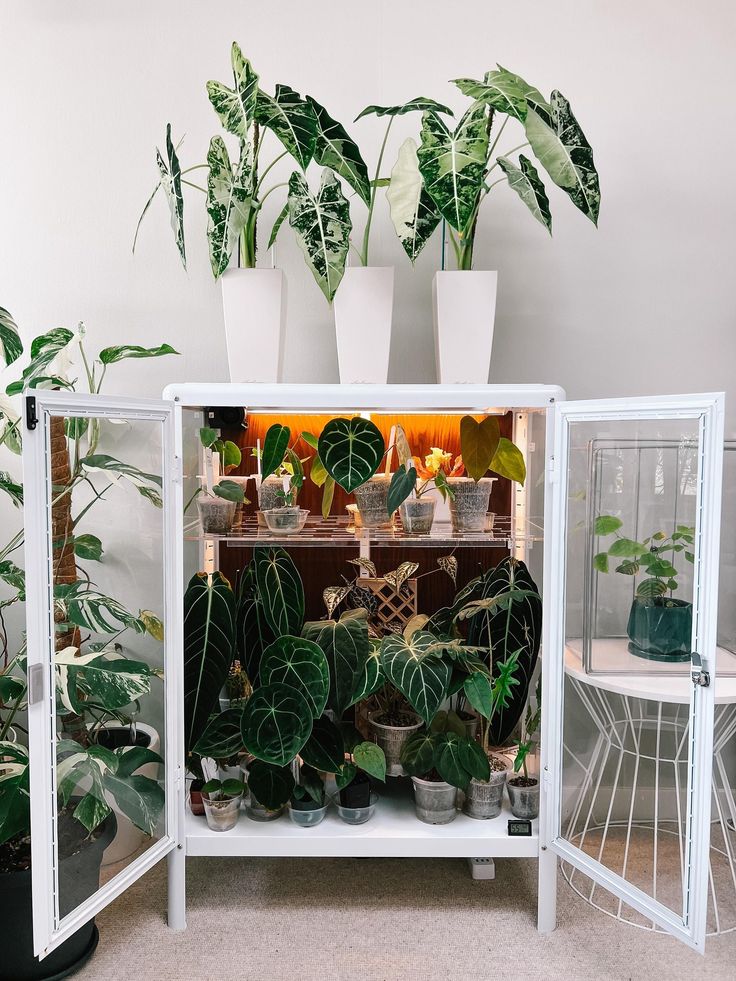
[537,847,557,933]
[167,846,186,930]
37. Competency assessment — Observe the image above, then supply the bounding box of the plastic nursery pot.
[203,792,243,832]
[353,475,393,529]
[263,506,309,535]
[247,792,285,822]
[197,494,237,535]
[447,477,497,533]
[258,474,285,513]
[399,497,436,534]
[189,779,205,816]
[368,710,423,777]
[288,801,329,828]
[626,597,692,661]
[463,758,508,820]
[335,790,379,825]
[411,777,458,825]
[339,771,372,809]
[506,776,540,820]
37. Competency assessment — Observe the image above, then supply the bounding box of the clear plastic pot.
[400,497,435,534]
[202,793,243,831]
[335,791,379,825]
[197,495,236,534]
[288,803,329,828]
[447,477,497,533]
[411,777,458,824]
[353,476,393,528]
[263,507,308,534]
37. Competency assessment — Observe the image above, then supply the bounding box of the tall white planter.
[221,267,286,383]
[432,270,498,384]
[334,266,394,384]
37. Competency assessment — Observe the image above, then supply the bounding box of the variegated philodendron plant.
[0,311,179,852]
[388,66,600,269]
[135,42,370,301]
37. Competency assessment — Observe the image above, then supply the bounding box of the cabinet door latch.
[691,652,710,688]
[26,396,38,431]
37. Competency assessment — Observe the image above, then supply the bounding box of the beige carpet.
[77,856,734,980]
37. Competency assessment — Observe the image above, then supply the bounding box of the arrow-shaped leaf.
[387,138,441,263]
[256,84,316,170]
[497,155,552,233]
[288,169,352,302]
[206,42,259,139]
[0,307,22,368]
[206,136,253,278]
[156,124,186,269]
[306,97,371,205]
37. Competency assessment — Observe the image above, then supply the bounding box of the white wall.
[1,0,734,421]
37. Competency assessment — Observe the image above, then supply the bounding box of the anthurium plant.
[135,42,367,301]
[388,65,600,269]
[0,313,178,857]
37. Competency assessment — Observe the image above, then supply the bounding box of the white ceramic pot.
[221,267,286,383]
[334,266,394,383]
[432,270,498,384]
[92,722,161,867]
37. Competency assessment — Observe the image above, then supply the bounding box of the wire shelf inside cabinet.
[183,514,544,549]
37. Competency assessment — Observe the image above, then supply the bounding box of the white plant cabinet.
[22,385,726,960]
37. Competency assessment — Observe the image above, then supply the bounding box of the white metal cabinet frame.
[540,393,725,953]
[24,392,184,959]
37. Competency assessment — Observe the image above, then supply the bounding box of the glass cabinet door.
[541,393,724,951]
[23,392,182,959]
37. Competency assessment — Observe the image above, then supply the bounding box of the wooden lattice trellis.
[357,577,418,634]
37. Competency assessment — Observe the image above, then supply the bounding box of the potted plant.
[135,43,360,382]
[401,724,490,824]
[334,735,386,825]
[289,765,329,827]
[255,423,311,531]
[333,98,451,384]
[317,415,392,528]
[507,678,542,820]
[196,426,247,534]
[386,67,599,383]
[201,778,245,832]
[387,430,464,532]
[593,516,695,661]
[0,315,175,978]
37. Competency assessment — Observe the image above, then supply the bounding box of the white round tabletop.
[565,639,736,705]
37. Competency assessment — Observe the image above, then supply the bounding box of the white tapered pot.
[221,267,286,383]
[432,270,498,384]
[334,266,394,383]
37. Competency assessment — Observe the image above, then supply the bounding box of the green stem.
[181,164,209,175]
[182,180,206,193]
[259,181,288,206]
[486,114,509,165]
[360,116,394,266]
[486,141,530,175]
[78,339,95,393]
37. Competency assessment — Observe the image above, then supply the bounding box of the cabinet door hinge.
[547,456,558,484]
[26,395,38,431]
[691,651,710,688]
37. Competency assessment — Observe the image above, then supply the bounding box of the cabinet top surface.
[162,382,565,411]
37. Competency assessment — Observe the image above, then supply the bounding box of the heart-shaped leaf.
[306,97,371,205]
[348,557,378,579]
[353,741,386,782]
[213,479,245,503]
[299,715,345,773]
[335,762,357,790]
[253,547,305,637]
[246,759,294,810]
[206,42,259,139]
[490,437,526,485]
[318,417,385,493]
[240,682,312,766]
[463,671,493,720]
[434,732,469,790]
[380,630,451,724]
[437,555,458,585]
[348,643,384,706]
[193,708,245,759]
[255,84,316,171]
[302,609,370,717]
[206,136,253,278]
[260,635,329,719]
[387,466,417,515]
[261,424,290,480]
[323,585,351,618]
[400,731,435,777]
[460,415,501,482]
[383,562,418,594]
[458,738,491,782]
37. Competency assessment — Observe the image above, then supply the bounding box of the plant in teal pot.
[594,516,695,661]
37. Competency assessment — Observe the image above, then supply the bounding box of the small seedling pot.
[197,495,237,534]
[263,506,308,534]
[507,777,540,819]
[353,475,393,528]
[368,711,423,776]
[247,792,285,822]
[202,792,243,832]
[411,777,458,824]
[447,477,497,533]
[463,760,508,820]
[400,497,436,534]
[288,801,329,828]
[626,597,692,661]
[335,791,379,825]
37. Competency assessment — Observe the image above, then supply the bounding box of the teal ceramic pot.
[626,598,692,661]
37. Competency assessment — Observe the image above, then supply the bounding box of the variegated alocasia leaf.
[493,66,551,122]
[156,124,186,269]
[256,85,316,170]
[354,97,453,121]
[524,91,600,226]
[0,307,22,368]
[288,169,352,302]
[383,561,418,594]
[387,138,441,263]
[206,136,253,278]
[206,42,259,139]
[452,71,528,122]
[497,155,552,233]
[306,97,371,206]
[379,630,451,724]
[417,103,489,234]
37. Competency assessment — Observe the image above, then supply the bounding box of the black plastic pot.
[0,810,116,980]
[627,597,692,661]
[339,771,371,809]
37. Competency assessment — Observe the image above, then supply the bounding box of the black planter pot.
[339,771,371,809]
[0,810,116,981]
